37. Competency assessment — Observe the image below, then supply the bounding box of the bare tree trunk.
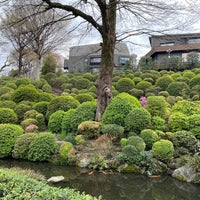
[34,56,41,80]
[95,0,116,121]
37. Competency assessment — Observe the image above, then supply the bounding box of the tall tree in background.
[0,0,68,80]
[40,0,195,121]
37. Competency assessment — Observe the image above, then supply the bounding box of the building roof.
[69,42,130,57]
[145,43,200,57]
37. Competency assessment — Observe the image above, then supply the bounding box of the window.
[160,42,175,46]
[187,38,200,44]
[90,57,101,64]
[120,56,129,65]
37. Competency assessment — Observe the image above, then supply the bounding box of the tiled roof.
[145,43,200,57]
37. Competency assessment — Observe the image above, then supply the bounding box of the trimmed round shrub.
[172,130,197,157]
[147,96,168,119]
[168,112,188,132]
[15,78,32,87]
[0,86,14,96]
[189,74,200,88]
[116,77,135,93]
[33,101,49,116]
[0,108,18,124]
[132,77,142,84]
[28,132,57,161]
[101,124,124,139]
[11,86,39,103]
[183,71,195,79]
[48,110,66,133]
[0,124,23,158]
[61,109,76,135]
[38,92,55,102]
[24,110,39,120]
[152,116,166,131]
[46,96,80,119]
[102,93,141,127]
[140,129,159,150]
[125,107,151,133]
[0,100,16,109]
[158,91,169,97]
[59,142,73,159]
[129,88,144,98]
[152,139,174,162]
[43,72,57,86]
[82,73,96,81]
[171,100,200,116]
[74,93,95,103]
[75,78,90,90]
[78,121,101,139]
[188,114,200,138]
[21,118,38,130]
[25,124,39,133]
[14,104,32,122]
[12,133,37,159]
[70,101,97,132]
[120,138,128,147]
[126,136,146,152]
[155,75,174,91]
[53,77,66,90]
[118,145,140,164]
[42,84,52,93]
[166,81,190,97]
[136,81,152,92]
[36,114,46,131]
[5,82,17,90]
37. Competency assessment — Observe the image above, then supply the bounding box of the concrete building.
[64,42,130,73]
[145,33,200,63]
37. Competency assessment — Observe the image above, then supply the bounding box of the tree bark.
[95,0,116,121]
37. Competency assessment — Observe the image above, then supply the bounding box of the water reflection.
[0,159,200,200]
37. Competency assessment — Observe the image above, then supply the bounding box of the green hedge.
[0,108,18,124]
[0,124,23,158]
[0,168,101,200]
[102,93,141,127]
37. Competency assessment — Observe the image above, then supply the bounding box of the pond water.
[0,159,200,200]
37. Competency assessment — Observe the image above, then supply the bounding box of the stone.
[47,176,64,183]
[172,166,196,183]
[79,157,91,168]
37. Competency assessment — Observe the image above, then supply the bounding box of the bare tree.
[0,0,69,80]
[37,0,197,121]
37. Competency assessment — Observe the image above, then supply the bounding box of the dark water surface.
[0,159,200,200]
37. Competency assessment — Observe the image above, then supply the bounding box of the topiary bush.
[101,124,124,139]
[125,107,151,133]
[125,136,146,152]
[61,109,76,135]
[15,78,32,87]
[102,93,141,127]
[118,145,140,164]
[116,77,135,93]
[166,81,190,97]
[11,86,39,103]
[46,96,80,119]
[152,116,166,131]
[70,101,97,132]
[38,92,55,102]
[129,88,144,98]
[59,142,74,159]
[75,78,90,90]
[78,121,101,139]
[155,75,174,91]
[48,110,66,133]
[33,101,49,116]
[168,112,189,132]
[189,74,200,88]
[0,124,23,158]
[188,114,200,138]
[41,84,52,93]
[28,132,57,161]
[140,129,160,150]
[12,133,37,159]
[74,93,95,103]
[14,104,32,123]
[172,130,197,157]
[0,100,16,109]
[147,96,168,119]
[152,139,174,163]
[0,108,18,124]
[21,118,38,130]
[24,110,40,120]
[171,100,200,116]
[136,81,152,92]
